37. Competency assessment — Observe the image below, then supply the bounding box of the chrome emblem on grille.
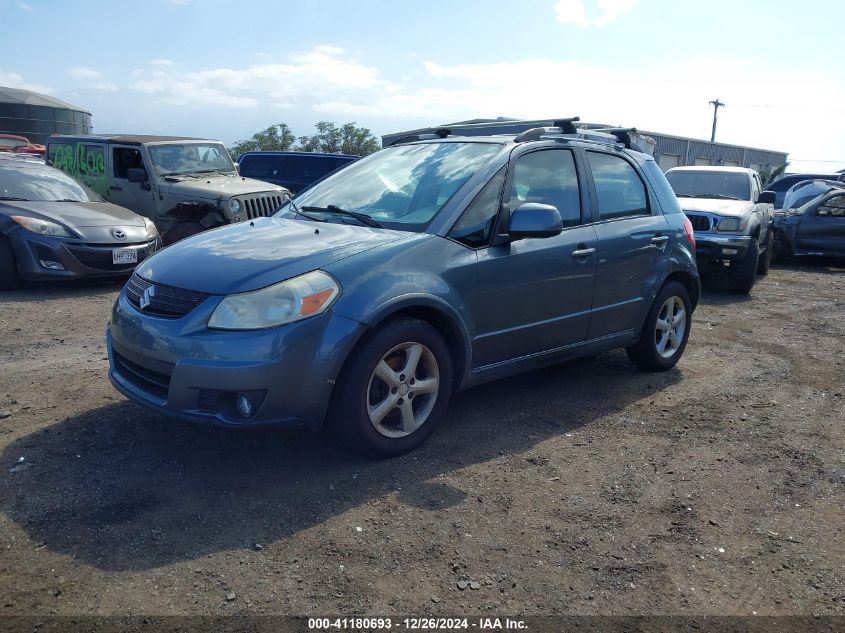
[140,285,155,309]
[112,229,127,240]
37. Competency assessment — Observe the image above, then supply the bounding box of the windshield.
[148,142,236,176]
[280,142,501,230]
[0,165,103,202]
[666,171,751,201]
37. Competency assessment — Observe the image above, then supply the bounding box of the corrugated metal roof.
[0,86,90,113]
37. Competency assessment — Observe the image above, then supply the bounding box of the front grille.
[685,213,714,232]
[113,351,172,400]
[125,273,210,319]
[241,193,284,220]
[67,240,158,272]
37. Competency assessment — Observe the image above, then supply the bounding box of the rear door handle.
[651,235,669,245]
[571,247,596,258]
[110,185,123,191]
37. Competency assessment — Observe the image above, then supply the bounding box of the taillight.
[682,217,696,248]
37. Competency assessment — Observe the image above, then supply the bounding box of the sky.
[2,0,844,172]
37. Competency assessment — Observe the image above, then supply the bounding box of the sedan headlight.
[11,215,74,238]
[717,217,743,232]
[208,270,340,330]
[228,198,241,215]
[143,217,159,238]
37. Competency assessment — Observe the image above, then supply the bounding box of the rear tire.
[727,238,759,294]
[757,230,774,275]
[0,236,21,291]
[163,221,204,245]
[626,281,692,372]
[329,317,453,458]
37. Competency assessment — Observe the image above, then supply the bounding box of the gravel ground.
[0,260,843,619]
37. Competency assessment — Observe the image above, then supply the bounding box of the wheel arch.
[661,269,700,310]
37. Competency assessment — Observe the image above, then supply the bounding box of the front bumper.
[692,232,751,262]
[9,229,160,280]
[106,287,366,428]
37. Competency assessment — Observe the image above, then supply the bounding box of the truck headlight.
[208,270,340,330]
[11,215,74,238]
[228,198,241,215]
[717,218,743,232]
[143,217,159,238]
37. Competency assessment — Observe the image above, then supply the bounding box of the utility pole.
[709,98,725,143]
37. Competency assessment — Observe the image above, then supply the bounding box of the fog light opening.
[237,393,254,418]
[39,260,65,271]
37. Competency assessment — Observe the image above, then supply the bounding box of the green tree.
[759,163,789,188]
[297,121,380,156]
[228,123,297,159]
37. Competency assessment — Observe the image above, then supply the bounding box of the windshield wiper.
[285,196,326,223]
[0,196,30,201]
[301,205,383,228]
[193,169,235,176]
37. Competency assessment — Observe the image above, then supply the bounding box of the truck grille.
[684,213,715,232]
[241,193,284,220]
[125,273,210,319]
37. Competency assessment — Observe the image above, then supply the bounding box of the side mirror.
[508,203,563,239]
[757,191,776,205]
[127,168,148,183]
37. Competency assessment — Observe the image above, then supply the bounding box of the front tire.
[626,282,692,372]
[329,317,453,458]
[0,236,21,291]
[163,221,204,245]
[727,237,759,294]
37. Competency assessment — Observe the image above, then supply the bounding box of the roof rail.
[387,128,451,147]
[588,127,656,156]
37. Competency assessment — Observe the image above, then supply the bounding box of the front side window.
[284,141,501,230]
[587,152,649,220]
[113,147,144,178]
[449,168,506,248]
[148,143,236,176]
[818,195,845,218]
[509,149,581,227]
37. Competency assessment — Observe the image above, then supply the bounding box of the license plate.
[112,249,138,265]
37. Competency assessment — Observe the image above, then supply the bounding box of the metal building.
[0,86,92,146]
[381,118,788,173]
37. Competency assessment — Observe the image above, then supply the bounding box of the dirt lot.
[0,261,843,619]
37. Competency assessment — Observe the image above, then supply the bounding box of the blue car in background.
[107,120,700,457]
[237,151,358,194]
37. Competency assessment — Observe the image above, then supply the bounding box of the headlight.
[143,217,159,238]
[208,270,340,330]
[228,198,241,214]
[10,215,74,238]
[717,217,743,232]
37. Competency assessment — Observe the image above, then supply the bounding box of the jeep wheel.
[330,318,453,458]
[757,230,774,275]
[727,238,759,294]
[626,281,692,372]
[164,221,204,245]
[0,236,21,291]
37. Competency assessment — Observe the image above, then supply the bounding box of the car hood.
[135,216,414,294]
[162,174,287,199]
[677,198,754,217]
[1,200,145,228]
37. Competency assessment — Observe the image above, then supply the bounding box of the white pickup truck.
[665,166,776,293]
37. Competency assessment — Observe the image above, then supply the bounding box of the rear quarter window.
[642,159,682,214]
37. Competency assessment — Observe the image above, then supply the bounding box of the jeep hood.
[135,216,413,294]
[678,197,754,217]
[162,175,286,199]
[1,200,145,228]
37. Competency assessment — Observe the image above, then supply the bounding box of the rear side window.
[509,149,581,227]
[587,152,649,220]
[642,159,681,214]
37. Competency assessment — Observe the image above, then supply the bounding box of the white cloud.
[0,69,52,93]
[67,67,119,91]
[16,1,33,10]
[149,58,175,67]
[554,0,638,28]
[128,45,389,108]
[69,67,102,80]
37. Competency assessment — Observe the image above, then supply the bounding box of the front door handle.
[571,246,596,258]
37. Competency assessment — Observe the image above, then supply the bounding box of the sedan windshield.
[280,142,501,230]
[0,165,103,202]
[666,171,751,201]
[148,143,236,176]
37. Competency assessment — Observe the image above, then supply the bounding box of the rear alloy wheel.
[757,229,774,275]
[0,236,21,291]
[330,318,453,458]
[627,281,692,371]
